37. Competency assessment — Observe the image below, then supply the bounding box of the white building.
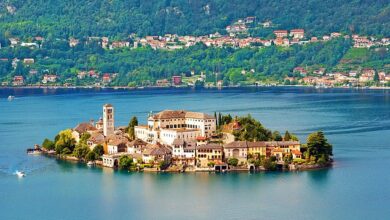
[160,128,201,146]
[171,139,196,159]
[134,110,216,145]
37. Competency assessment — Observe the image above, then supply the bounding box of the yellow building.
[196,143,223,168]
[247,141,267,157]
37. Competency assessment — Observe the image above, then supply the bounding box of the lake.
[0,87,389,220]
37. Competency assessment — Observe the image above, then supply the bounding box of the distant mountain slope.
[0,0,389,38]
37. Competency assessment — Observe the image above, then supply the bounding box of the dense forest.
[0,0,389,38]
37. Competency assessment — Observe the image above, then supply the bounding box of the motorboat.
[27,144,42,155]
[7,95,15,101]
[87,161,95,167]
[15,171,26,177]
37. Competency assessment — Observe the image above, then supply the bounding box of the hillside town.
[39,104,333,172]
[1,17,389,88]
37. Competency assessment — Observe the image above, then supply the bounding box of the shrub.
[119,155,133,170]
[159,161,170,170]
[227,158,239,167]
[42,138,55,150]
[207,162,216,167]
[85,151,98,161]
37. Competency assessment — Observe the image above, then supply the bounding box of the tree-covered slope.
[0,0,389,38]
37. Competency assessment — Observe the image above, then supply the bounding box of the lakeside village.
[35,104,333,172]
[1,17,389,89]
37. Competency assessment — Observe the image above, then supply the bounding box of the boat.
[7,95,15,101]
[87,161,95,167]
[15,171,26,177]
[27,144,42,155]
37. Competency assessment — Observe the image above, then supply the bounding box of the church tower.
[103,104,114,136]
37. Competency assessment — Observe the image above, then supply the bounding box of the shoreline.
[42,151,333,173]
[1,84,389,91]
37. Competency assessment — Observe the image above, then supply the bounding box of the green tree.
[119,155,133,170]
[373,72,379,85]
[126,116,139,140]
[42,138,55,150]
[233,115,272,141]
[92,144,104,157]
[73,145,90,159]
[221,114,233,125]
[284,131,292,141]
[306,131,333,161]
[85,151,98,161]
[218,112,222,127]
[79,132,91,144]
[55,129,76,154]
[272,131,283,141]
[262,158,277,171]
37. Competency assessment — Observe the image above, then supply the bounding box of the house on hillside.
[274,30,288,38]
[12,76,24,86]
[290,29,305,39]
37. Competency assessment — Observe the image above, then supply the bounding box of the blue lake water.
[0,87,389,220]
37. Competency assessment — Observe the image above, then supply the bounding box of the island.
[38,104,333,172]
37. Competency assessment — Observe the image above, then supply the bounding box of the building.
[274,30,288,38]
[23,58,34,65]
[196,143,223,168]
[160,128,201,146]
[247,141,267,157]
[102,152,130,168]
[290,29,305,39]
[110,41,130,49]
[102,74,111,83]
[12,76,24,86]
[103,104,115,136]
[171,139,196,165]
[77,71,87,79]
[172,75,182,85]
[292,150,302,159]
[107,136,129,154]
[86,132,105,150]
[69,38,79,47]
[127,139,148,154]
[223,141,248,165]
[42,74,57,84]
[141,144,171,164]
[156,79,170,87]
[72,122,97,143]
[267,141,301,161]
[135,110,217,145]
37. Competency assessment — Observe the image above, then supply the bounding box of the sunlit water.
[0,87,389,220]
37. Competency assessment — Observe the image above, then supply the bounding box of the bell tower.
[103,104,114,136]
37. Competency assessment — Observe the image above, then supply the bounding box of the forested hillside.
[0,0,389,38]
[1,37,388,86]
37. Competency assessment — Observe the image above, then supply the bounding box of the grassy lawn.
[343,48,369,60]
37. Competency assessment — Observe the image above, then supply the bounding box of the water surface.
[0,87,389,220]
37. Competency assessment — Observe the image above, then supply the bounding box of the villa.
[134,110,216,145]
